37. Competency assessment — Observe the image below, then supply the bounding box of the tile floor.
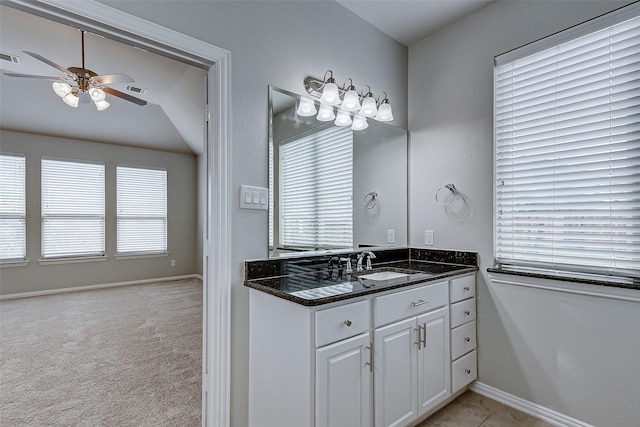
[416,391,554,427]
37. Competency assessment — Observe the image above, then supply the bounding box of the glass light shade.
[52,82,72,98]
[316,104,335,121]
[89,87,106,102]
[334,109,352,127]
[375,102,394,122]
[361,96,378,117]
[296,96,317,117]
[341,89,360,112]
[351,113,368,130]
[94,99,110,111]
[62,92,79,108]
[319,81,341,106]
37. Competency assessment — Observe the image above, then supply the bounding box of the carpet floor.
[0,279,202,426]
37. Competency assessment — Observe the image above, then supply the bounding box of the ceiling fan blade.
[103,86,147,106]
[79,91,91,104]
[3,72,69,81]
[92,73,134,85]
[23,51,74,78]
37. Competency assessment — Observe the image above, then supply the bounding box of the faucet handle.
[339,257,352,273]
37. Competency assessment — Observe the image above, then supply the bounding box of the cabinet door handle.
[411,299,429,307]
[365,345,373,372]
[414,327,422,350]
[422,323,427,348]
[344,320,352,327]
[465,337,471,342]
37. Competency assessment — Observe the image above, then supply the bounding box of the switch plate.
[170,259,176,267]
[424,230,434,246]
[240,185,269,210]
[387,229,395,244]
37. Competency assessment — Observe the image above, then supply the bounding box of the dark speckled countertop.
[244,249,478,306]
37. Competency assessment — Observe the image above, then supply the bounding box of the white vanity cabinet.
[373,282,450,427]
[248,271,477,427]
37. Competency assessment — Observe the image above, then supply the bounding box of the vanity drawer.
[452,350,477,392]
[315,300,370,347]
[373,281,448,327]
[450,299,476,329]
[450,275,475,303]
[451,320,476,360]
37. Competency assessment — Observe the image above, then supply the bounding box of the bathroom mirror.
[269,86,407,258]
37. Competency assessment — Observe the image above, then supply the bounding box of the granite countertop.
[244,259,478,306]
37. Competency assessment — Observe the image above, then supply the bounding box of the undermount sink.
[356,268,418,286]
[358,271,410,282]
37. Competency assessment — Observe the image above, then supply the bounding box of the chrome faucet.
[339,257,353,273]
[357,251,376,271]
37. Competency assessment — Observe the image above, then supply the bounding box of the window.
[0,154,26,261]
[494,7,640,279]
[117,166,167,254]
[280,126,353,249]
[41,159,105,258]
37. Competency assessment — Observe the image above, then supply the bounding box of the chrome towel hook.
[363,191,378,209]
[435,184,457,206]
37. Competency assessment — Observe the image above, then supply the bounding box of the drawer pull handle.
[344,320,352,327]
[464,286,470,292]
[465,369,471,375]
[464,310,470,316]
[411,299,429,307]
[465,337,471,342]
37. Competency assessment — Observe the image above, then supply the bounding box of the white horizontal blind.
[0,154,26,260]
[42,159,105,258]
[280,126,353,249]
[117,166,167,254]
[494,13,640,278]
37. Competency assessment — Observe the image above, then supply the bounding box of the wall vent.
[1,52,20,64]
[125,85,147,95]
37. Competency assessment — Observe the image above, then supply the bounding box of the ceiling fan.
[4,30,147,110]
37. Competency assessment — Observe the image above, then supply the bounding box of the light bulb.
[94,99,110,111]
[89,87,106,102]
[341,88,360,112]
[316,104,335,121]
[62,92,79,108]
[296,96,317,117]
[334,109,352,127]
[319,81,340,106]
[52,82,72,97]
[375,102,394,122]
[351,113,368,130]
[361,95,378,117]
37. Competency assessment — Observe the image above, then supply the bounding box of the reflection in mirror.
[269,86,407,258]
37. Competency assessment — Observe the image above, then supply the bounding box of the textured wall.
[408,1,638,425]
[0,130,198,295]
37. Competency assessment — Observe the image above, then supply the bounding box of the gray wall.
[408,1,638,425]
[100,1,408,426]
[0,130,198,295]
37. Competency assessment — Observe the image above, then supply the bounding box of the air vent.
[125,85,147,95]
[0,52,20,64]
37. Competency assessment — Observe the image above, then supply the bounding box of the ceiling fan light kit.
[4,30,147,111]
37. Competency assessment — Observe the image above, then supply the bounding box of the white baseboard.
[470,382,594,427]
[0,274,202,300]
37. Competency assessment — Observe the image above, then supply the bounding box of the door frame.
[2,1,232,425]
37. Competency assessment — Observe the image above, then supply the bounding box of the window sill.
[115,252,169,260]
[39,256,108,266]
[487,267,639,291]
[0,259,30,268]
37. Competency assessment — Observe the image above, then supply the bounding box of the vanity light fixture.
[303,69,394,129]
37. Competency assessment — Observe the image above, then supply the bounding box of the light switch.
[425,230,434,246]
[240,185,269,210]
[387,229,395,244]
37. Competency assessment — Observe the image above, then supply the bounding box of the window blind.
[42,159,105,258]
[117,166,167,254]
[0,154,26,260]
[280,126,353,249]
[494,12,640,279]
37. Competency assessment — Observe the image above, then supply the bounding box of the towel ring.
[435,184,457,206]
[363,191,378,209]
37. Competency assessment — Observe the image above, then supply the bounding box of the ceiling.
[0,1,494,155]
[0,5,207,155]
[337,0,495,46]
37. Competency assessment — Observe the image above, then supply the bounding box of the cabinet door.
[416,306,451,417]
[374,317,418,427]
[316,333,372,427]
